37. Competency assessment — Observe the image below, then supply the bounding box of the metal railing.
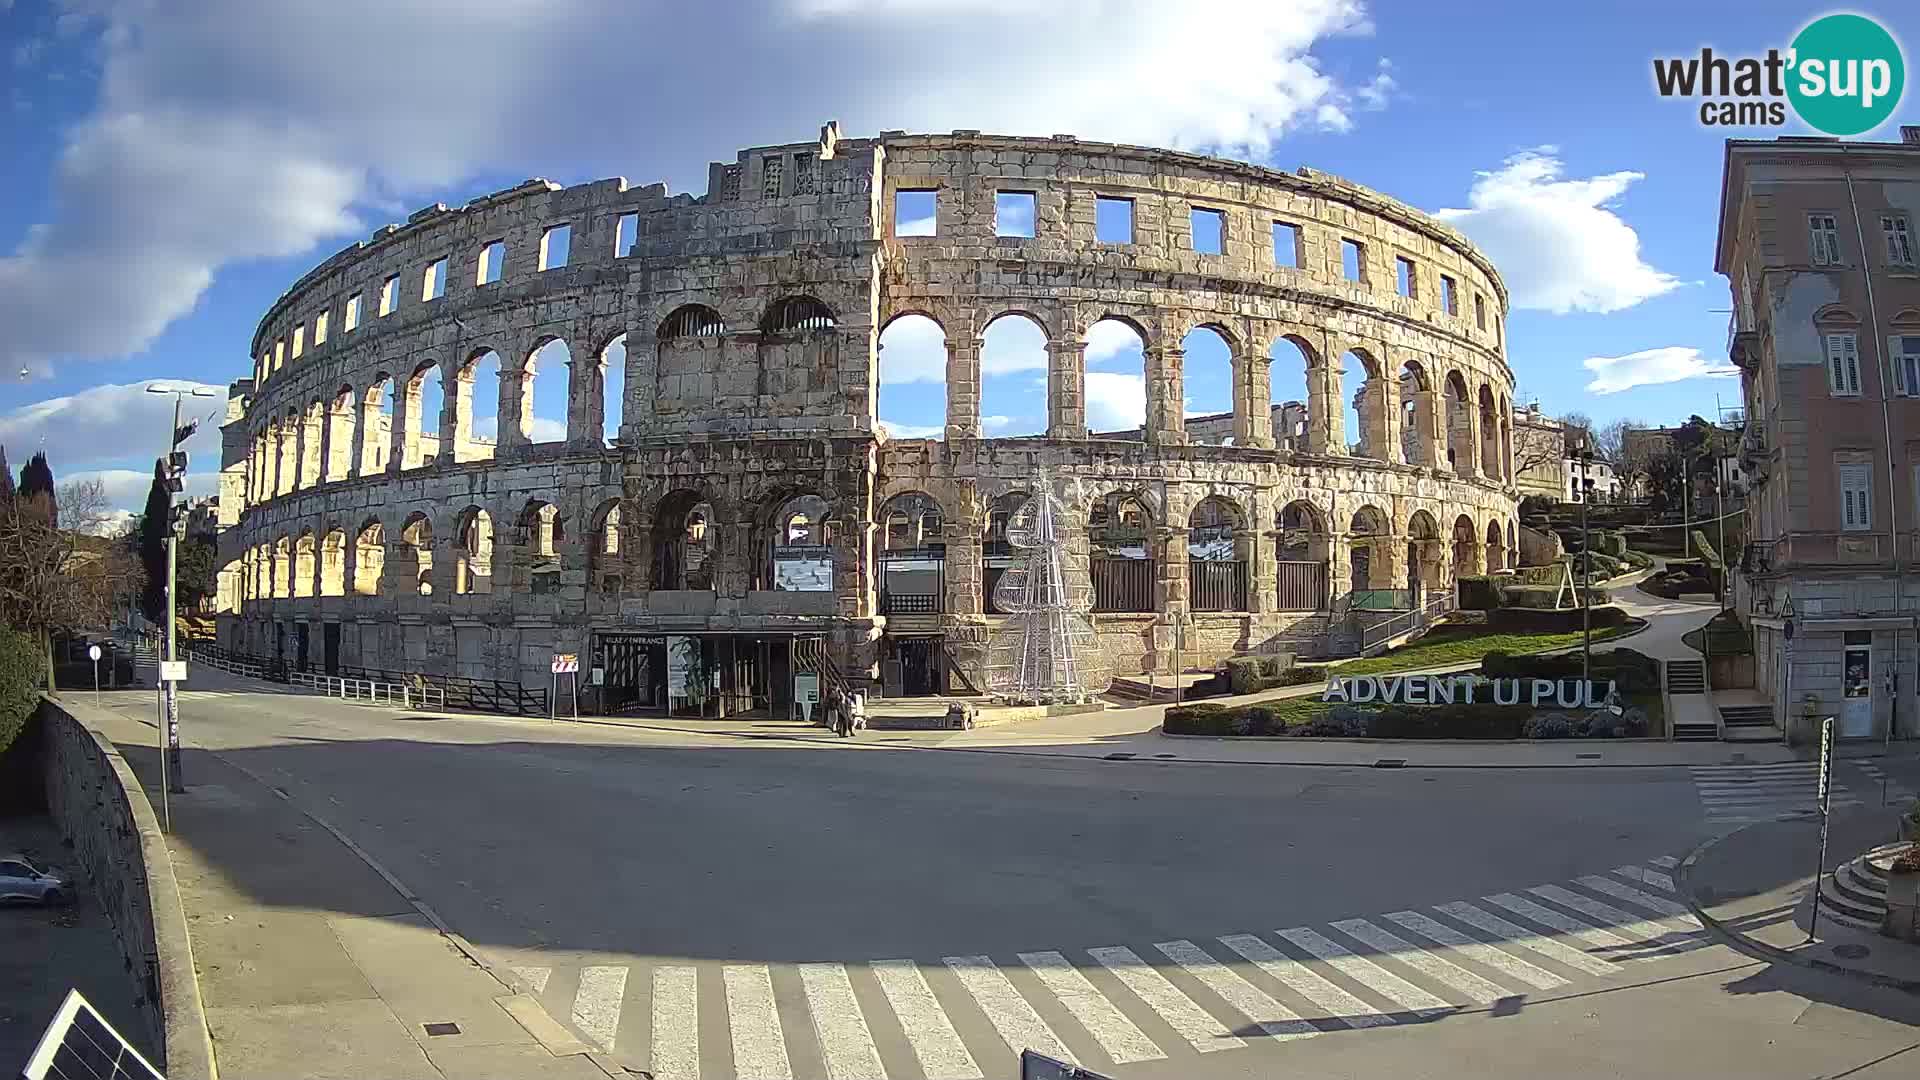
[287,669,448,709]
[1188,560,1248,613]
[1348,588,1414,611]
[1092,557,1155,613]
[185,645,540,716]
[880,590,941,615]
[1274,560,1329,612]
[1356,592,1457,651]
[184,646,265,679]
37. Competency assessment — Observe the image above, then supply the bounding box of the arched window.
[326,386,356,482]
[1348,506,1389,599]
[877,314,948,440]
[1397,360,1433,466]
[981,314,1048,437]
[767,493,832,591]
[1182,325,1234,444]
[353,521,385,596]
[1486,518,1507,573]
[1091,492,1154,612]
[1084,319,1147,436]
[1478,384,1501,480]
[982,491,1030,614]
[762,296,837,334]
[402,363,443,470]
[1275,500,1330,610]
[589,500,624,595]
[456,349,502,463]
[1188,496,1248,611]
[1444,371,1473,477]
[293,531,316,598]
[652,491,715,591]
[401,514,434,595]
[1451,514,1481,580]
[519,502,564,594]
[320,529,346,596]
[455,508,493,595]
[361,377,393,476]
[1407,510,1445,595]
[659,304,725,341]
[519,339,570,444]
[600,334,627,448]
[878,492,944,616]
[1269,335,1319,453]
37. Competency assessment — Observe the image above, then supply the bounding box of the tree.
[1593,418,1633,467]
[18,451,55,527]
[1560,411,1594,456]
[0,477,139,692]
[138,459,170,624]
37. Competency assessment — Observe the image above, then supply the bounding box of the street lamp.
[145,383,218,797]
[1576,441,1594,689]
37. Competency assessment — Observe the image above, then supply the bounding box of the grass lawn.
[1324,624,1633,677]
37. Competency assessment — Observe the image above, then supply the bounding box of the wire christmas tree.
[985,471,1111,704]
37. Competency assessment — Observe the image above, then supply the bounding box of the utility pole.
[147,383,217,794]
[1579,443,1592,689]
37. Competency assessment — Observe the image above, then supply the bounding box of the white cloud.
[982,316,1048,376]
[878,420,943,439]
[877,314,946,384]
[1085,321,1145,367]
[1434,149,1683,314]
[981,415,1014,432]
[1582,346,1736,394]
[526,416,568,442]
[1086,371,1146,431]
[0,380,226,476]
[1356,58,1395,110]
[3,0,1386,372]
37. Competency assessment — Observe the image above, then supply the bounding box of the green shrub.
[1482,645,1661,694]
[1456,575,1501,611]
[0,627,41,756]
[1620,549,1654,569]
[1258,654,1289,679]
[1281,665,1326,686]
[1225,656,1264,696]
[1164,702,1289,736]
[1487,604,1631,633]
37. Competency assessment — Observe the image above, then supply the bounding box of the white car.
[0,854,71,906]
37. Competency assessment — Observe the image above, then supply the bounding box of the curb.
[1676,819,1920,996]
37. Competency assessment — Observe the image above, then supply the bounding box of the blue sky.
[0,0,1912,519]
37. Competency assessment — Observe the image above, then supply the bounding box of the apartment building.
[1511,404,1567,501]
[1719,128,1920,743]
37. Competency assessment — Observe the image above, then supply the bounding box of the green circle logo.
[1787,14,1905,136]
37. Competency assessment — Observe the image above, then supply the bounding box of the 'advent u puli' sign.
[1322,675,1619,708]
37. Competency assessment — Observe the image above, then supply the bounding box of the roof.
[1715,131,1920,274]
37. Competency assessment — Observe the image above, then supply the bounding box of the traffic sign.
[551,653,579,674]
[87,644,102,662]
[158,660,187,682]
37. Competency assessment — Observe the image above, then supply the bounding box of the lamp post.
[1578,444,1593,689]
[146,383,218,796]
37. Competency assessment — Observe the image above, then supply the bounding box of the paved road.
[97,670,1920,1079]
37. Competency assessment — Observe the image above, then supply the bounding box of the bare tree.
[1594,418,1634,465]
[1559,411,1594,455]
[0,478,141,692]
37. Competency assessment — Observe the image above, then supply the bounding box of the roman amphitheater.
[212,123,1521,714]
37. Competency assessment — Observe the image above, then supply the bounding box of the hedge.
[1483,646,1661,694]
[0,627,41,756]
[1165,699,1649,740]
[1224,653,1298,695]
[1487,604,1630,633]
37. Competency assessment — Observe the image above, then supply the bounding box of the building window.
[538,225,570,271]
[1190,208,1223,254]
[1884,215,1915,266]
[1809,213,1843,265]
[422,257,447,301]
[995,191,1036,237]
[761,155,784,198]
[1894,335,1920,396]
[273,339,284,370]
[1825,332,1862,396]
[1272,222,1299,267]
[1440,275,1458,315]
[477,240,505,285]
[1839,462,1872,531]
[1394,256,1417,298]
[1341,238,1365,282]
[1095,196,1133,243]
[719,166,741,202]
[379,275,399,316]
[314,310,329,345]
[1474,292,1487,329]
[895,189,936,236]
[344,294,361,331]
[291,325,304,359]
[792,153,816,196]
[615,213,638,257]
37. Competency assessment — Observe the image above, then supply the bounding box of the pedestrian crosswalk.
[1689,762,1863,826]
[501,856,1712,1078]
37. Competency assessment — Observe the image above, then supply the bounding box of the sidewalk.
[83,703,611,1080]
[1679,806,1920,992]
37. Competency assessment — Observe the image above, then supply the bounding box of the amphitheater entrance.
[590,631,802,719]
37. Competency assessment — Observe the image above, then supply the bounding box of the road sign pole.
[1809,715,1835,942]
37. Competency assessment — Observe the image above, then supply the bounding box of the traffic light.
[163,450,188,494]
[169,501,190,540]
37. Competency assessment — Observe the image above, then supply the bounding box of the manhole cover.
[1372,758,1406,769]
[1832,943,1871,960]
[1104,752,1136,761]
[423,1022,461,1037]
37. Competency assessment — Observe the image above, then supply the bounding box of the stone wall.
[34,698,215,1079]
[218,124,1520,687]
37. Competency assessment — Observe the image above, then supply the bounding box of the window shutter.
[1844,336,1861,395]
[1810,217,1823,263]
[1894,336,1909,396]
[1839,463,1872,530]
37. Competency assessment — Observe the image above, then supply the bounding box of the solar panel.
[19,990,166,1080]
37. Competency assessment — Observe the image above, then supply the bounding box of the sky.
[0,0,1913,520]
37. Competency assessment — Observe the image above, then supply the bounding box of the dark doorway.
[895,638,943,697]
[295,623,310,673]
[596,634,665,714]
[323,622,341,675]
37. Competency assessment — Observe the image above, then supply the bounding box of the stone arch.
[454,507,494,595]
[399,512,434,595]
[1406,507,1446,596]
[981,490,1031,615]
[1083,318,1147,436]
[1344,346,1390,460]
[659,303,726,341]
[299,399,326,488]
[293,529,316,598]
[1398,358,1439,466]
[1499,393,1514,484]
[326,385,356,482]
[877,312,950,441]
[1486,517,1507,573]
[1478,383,1501,480]
[761,295,838,334]
[1452,513,1482,579]
[597,333,627,448]
[651,489,717,591]
[1188,494,1250,611]
[353,519,384,596]
[516,500,565,594]
[1268,335,1318,452]
[320,527,347,596]
[1273,498,1331,611]
[272,535,291,598]
[1090,490,1155,613]
[1444,370,1474,477]
[278,408,300,494]
[400,360,443,470]
[760,491,833,592]
[879,491,946,551]
[1181,324,1236,445]
[655,306,727,422]
[455,347,503,463]
[518,337,570,445]
[1347,504,1390,594]
[980,311,1049,437]
[361,375,393,475]
[587,498,626,594]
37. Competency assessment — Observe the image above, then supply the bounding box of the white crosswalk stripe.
[1019,950,1162,1064]
[507,856,1714,1074]
[1650,855,1679,868]
[1216,933,1391,1030]
[1379,910,1566,990]
[572,966,628,1052]
[871,960,981,1080]
[945,954,1074,1063]
[725,965,793,1080]
[799,963,887,1080]
[1276,926,1452,1015]
[1690,763,1863,824]
[651,966,700,1080]
[1087,946,1245,1052]
[1154,939,1318,1042]
[1327,918,1510,1005]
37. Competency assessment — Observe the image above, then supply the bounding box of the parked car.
[0,854,71,906]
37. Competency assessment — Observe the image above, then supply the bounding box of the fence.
[286,669,448,709]
[1356,592,1457,651]
[1274,560,1329,611]
[182,646,542,716]
[1348,588,1414,611]
[1092,557,1155,613]
[1188,560,1248,612]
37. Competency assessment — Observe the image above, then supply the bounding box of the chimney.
[1903,125,1920,145]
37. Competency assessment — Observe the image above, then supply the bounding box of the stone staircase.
[1718,702,1779,743]
[1818,843,1910,931]
[1666,658,1708,694]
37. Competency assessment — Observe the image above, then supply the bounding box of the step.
[1818,873,1886,925]
[1861,842,1915,881]
[1832,862,1887,909]
[1719,705,1775,726]
[1673,725,1721,743]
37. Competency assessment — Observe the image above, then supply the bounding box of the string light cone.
[985,470,1110,704]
